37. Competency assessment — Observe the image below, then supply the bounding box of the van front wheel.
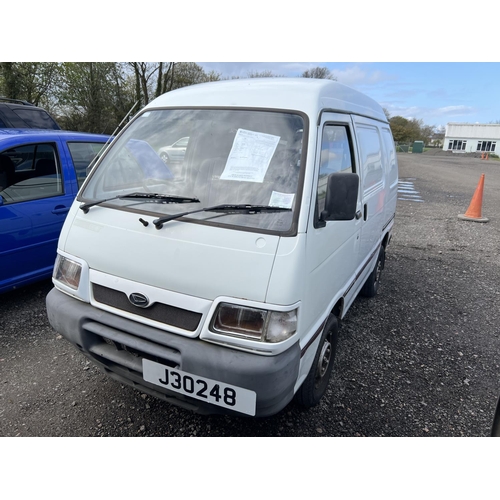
[361,245,385,298]
[295,315,339,408]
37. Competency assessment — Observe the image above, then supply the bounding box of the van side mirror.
[320,172,359,222]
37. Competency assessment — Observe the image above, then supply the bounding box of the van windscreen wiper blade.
[80,192,200,214]
[153,204,292,230]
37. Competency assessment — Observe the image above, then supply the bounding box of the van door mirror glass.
[320,172,359,222]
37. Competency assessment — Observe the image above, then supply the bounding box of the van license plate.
[142,359,256,416]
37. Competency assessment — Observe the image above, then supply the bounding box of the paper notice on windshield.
[269,191,295,209]
[220,129,280,183]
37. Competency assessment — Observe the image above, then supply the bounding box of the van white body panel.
[148,79,388,124]
[63,209,280,303]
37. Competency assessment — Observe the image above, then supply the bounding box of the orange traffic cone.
[458,173,489,222]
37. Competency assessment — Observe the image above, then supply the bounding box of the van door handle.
[363,204,368,221]
[52,205,69,215]
[355,210,362,220]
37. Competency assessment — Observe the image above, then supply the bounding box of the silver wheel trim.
[317,337,332,379]
[375,259,383,284]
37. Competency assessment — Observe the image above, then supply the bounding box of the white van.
[46,78,398,417]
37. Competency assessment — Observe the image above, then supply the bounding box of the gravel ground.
[1,151,500,438]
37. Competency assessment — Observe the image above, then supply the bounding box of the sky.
[196,62,500,130]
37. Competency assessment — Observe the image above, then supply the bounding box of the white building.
[443,123,500,153]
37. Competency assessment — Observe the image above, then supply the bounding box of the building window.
[477,141,496,152]
[448,140,467,151]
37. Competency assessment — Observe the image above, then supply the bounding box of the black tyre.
[360,245,385,298]
[492,396,500,437]
[295,314,339,408]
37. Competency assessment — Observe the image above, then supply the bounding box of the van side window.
[0,143,62,204]
[317,124,354,215]
[382,128,398,187]
[356,125,383,193]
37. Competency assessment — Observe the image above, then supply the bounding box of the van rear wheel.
[295,314,339,408]
[361,245,385,298]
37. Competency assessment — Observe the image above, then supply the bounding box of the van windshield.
[80,108,306,234]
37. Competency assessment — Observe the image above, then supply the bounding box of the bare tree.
[161,62,178,94]
[129,62,162,106]
[127,62,221,105]
[301,67,336,80]
[167,62,220,90]
[246,70,284,78]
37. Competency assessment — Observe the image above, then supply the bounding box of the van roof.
[145,78,388,124]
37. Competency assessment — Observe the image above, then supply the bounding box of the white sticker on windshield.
[220,129,280,183]
[269,191,295,209]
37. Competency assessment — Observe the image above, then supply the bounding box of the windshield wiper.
[153,204,292,230]
[79,193,200,214]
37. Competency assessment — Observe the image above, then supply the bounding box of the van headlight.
[211,303,297,343]
[53,253,89,302]
[53,255,82,289]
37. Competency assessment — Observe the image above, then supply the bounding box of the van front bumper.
[46,288,301,417]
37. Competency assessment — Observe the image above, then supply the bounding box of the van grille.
[82,320,181,373]
[92,283,202,332]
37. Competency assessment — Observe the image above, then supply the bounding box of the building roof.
[445,123,500,140]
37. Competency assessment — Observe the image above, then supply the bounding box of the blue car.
[0,129,111,293]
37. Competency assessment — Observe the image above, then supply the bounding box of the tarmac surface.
[1,151,499,437]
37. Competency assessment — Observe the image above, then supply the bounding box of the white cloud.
[383,103,479,126]
[434,105,475,116]
[333,66,396,87]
